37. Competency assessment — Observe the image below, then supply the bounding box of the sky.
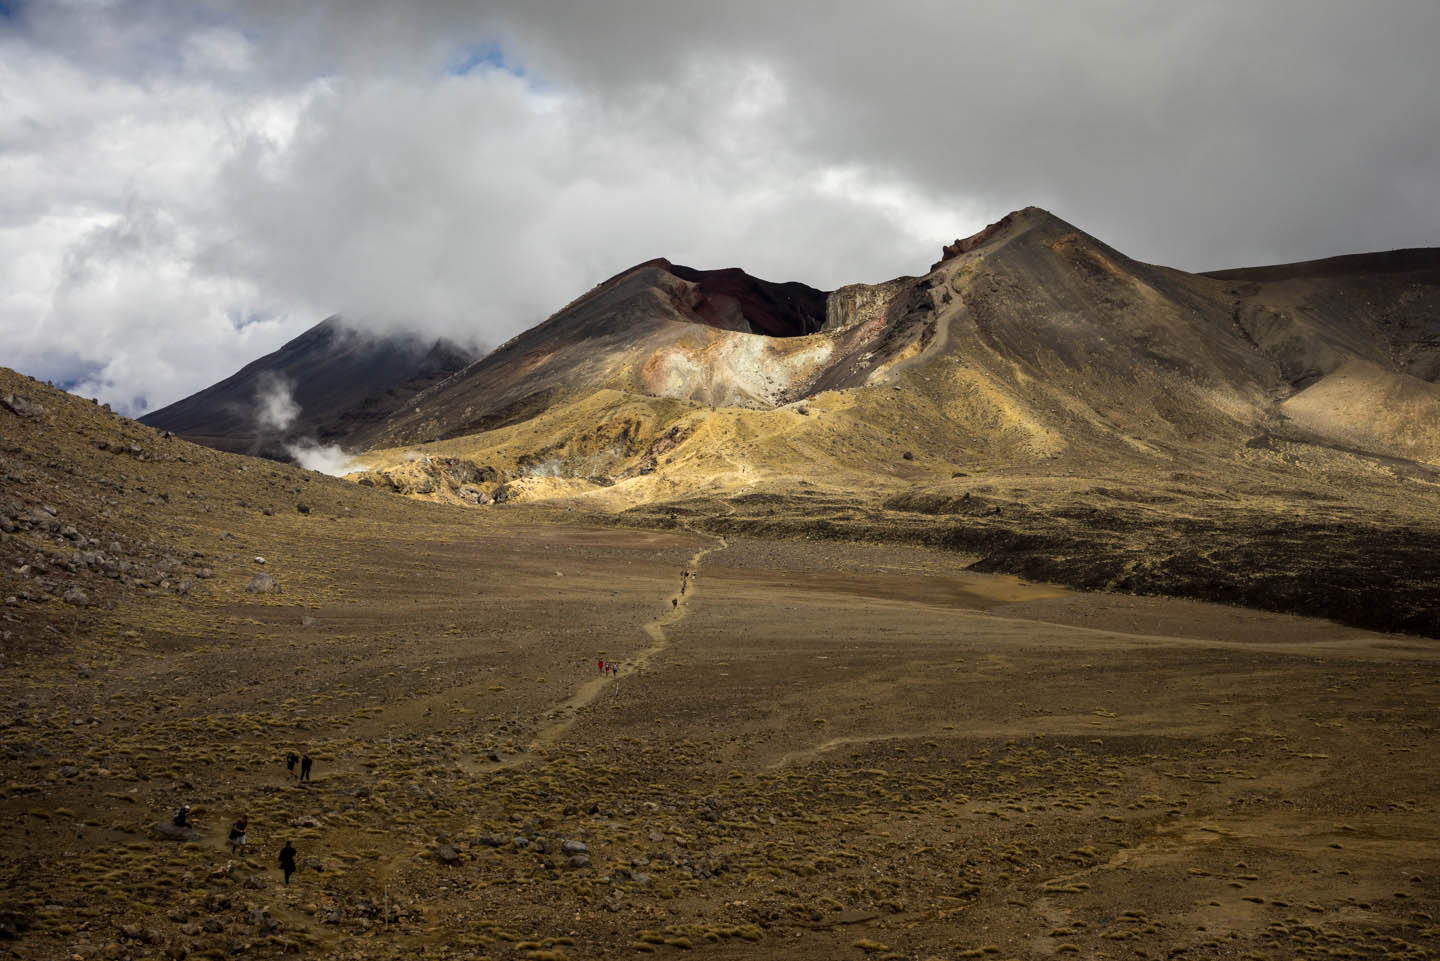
[3,1,1438,416]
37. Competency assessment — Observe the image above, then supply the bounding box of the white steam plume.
[252,372,358,475]
[286,440,358,477]
[255,373,300,431]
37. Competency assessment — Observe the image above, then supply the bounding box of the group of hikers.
[671,566,696,608]
[285,752,314,782]
[169,563,706,890]
[169,751,314,884]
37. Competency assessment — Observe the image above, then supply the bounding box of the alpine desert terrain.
[2,207,1439,960]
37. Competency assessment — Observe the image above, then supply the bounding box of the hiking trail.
[479,526,728,771]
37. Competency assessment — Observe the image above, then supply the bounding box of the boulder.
[0,393,43,418]
[244,573,281,594]
[435,843,461,865]
[152,821,199,842]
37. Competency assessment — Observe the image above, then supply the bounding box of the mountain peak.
[139,317,477,458]
[930,206,1072,271]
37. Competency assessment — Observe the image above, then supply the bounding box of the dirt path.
[483,528,729,769]
[880,291,957,383]
[365,528,729,896]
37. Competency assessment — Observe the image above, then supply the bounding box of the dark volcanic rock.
[152,821,199,842]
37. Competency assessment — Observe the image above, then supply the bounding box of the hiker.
[172,805,191,828]
[278,840,297,885]
[229,816,248,855]
[285,752,298,776]
[299,755,313,783]
[597,659,604,674]
[672,597,678,608]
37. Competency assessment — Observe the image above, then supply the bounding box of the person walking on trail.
[299,755,313,783]
[672,597,678,608]
[229,816,248,855]
[278,840,297,885]
[597,658,604,674]
[285,752,298,777]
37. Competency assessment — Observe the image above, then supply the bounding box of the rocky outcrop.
[0,393,45,418]
[353,456,498,499]
[823,278,912,333]
[930,210,1024,270]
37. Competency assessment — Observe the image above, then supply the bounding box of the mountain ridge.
[146,205,1440,485]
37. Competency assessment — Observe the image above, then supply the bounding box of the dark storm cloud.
[439,0,1440,269]
[2,1,1437,413]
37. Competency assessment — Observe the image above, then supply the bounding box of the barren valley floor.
[3,509,1437,960]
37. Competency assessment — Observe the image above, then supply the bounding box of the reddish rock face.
[667,264,828,338]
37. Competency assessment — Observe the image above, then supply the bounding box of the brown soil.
[2,370,1438,961]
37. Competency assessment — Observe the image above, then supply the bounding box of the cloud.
[2,1,1438,417]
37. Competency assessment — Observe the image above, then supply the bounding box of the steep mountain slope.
[360,260,852,449]
[1204,249,1440,461]
[140,317,475,459]
[1206,248,1440,387]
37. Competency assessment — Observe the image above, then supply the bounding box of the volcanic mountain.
[139,316,475,459]
[325,207,1440,635]
[141,208,1440,633]
[358,207,1440,477]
